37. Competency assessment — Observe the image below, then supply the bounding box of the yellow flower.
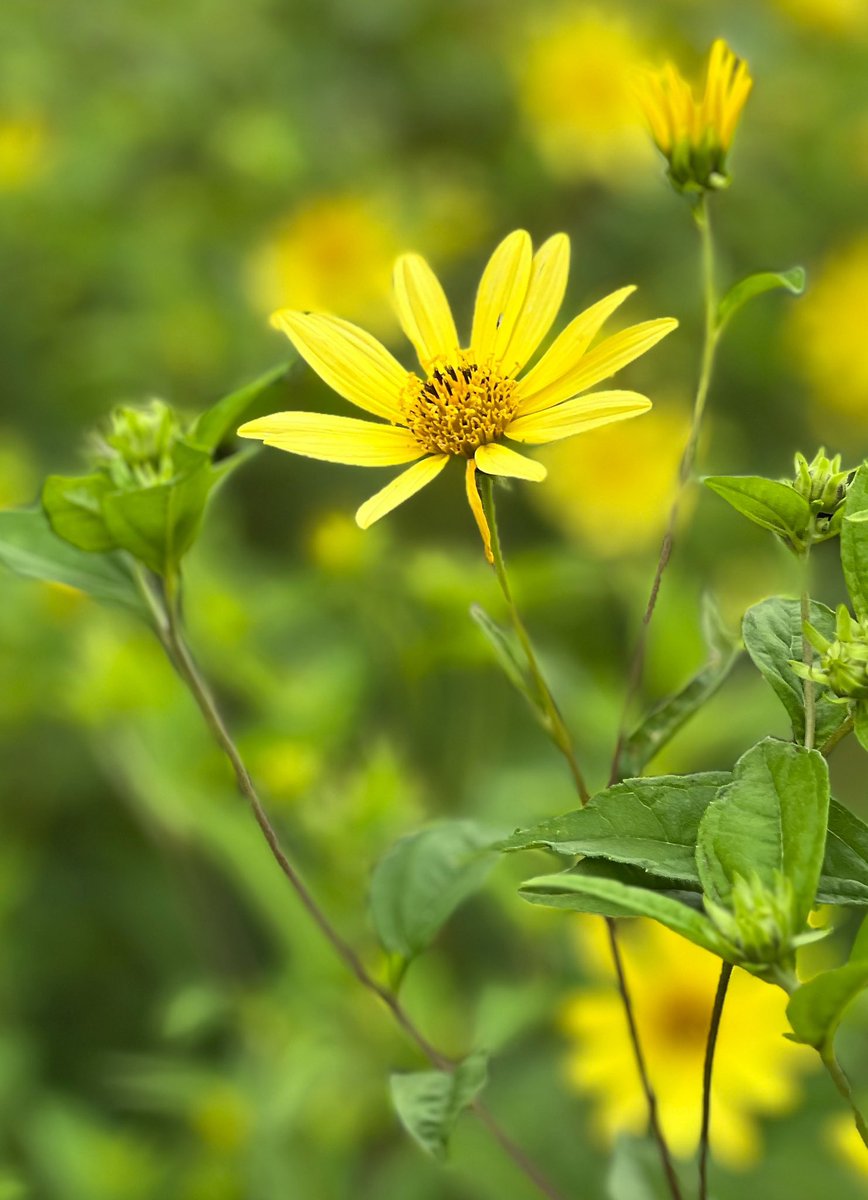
[239,230,677,561]
[827,1113,868,1177]
[562,919,813,1166]
[0,116,47,191]
[774,0,868,37]
[637,39,752,193]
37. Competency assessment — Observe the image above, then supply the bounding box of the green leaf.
[621,596,740,774]
[842,462,868,620]
[787,917,868,1049]
[42,474,116,552]
[470,604,535,704]
[519,871,731,957]
[608,1137,689,1200]
[499,772,729,883]
[704,475,811,545]
[390,1051,488,1160]
[696,738,829,928]
[716,266,806,329]
[0,507,146,615]
[854,702,868,753]
[369,821,498,961]
[822,801,868,905]
[191,362,293,452]
[742,597,844,743]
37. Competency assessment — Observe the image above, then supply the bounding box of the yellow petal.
[238,411,424,465]
[507,390,652,443]
[516,318,677,416]
[470,230,533,368]
[503,233,570,373]
[515,286,636,413]
[270,310,406,421]
[465,459,494,564]
[393,253,460,369]
[355,454,450,528]
[475,441,547,482]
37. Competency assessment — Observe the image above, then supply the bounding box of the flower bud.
[793,606,868,701]
[91,399,183,489]
[791,448,852,540]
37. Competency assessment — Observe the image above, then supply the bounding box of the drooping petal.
[503,233,570,373]
[515,286,636,410]
[238,411,425,466]
[470,229,533,368]
[516,318,678,416]
[393,253,460,369]
[475,441,547,482]
[355,454,450,528]
[506,390,652,444]
[270,310,407,421]
[465,459,493,564]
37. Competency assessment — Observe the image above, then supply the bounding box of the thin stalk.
[800,550,816,751]
[132,563,569,1200]
[820,714,854,757]
[819,1046,868,1150]
[698,961,733,1200]
[480,475,590,803]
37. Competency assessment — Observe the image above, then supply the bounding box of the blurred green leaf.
[499,772,729,882]
[0,507,145,615]
[787,916,868,1048]
[843,463,868,620]
[743,597,844,743]
[608,1136,688,1200]
[696,739,829,929]
[470,603,535,706]
[823,801,868,905]
[716,266,806,330]
[191,361,293,452]
[854,701,868,753]
[369,821,498,961]
[704,475,811,546]
[390,1051,488,1160]
[42,473,116,552]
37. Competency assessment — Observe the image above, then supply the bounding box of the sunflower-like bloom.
[239,230,677,560]
[636,39,752,193]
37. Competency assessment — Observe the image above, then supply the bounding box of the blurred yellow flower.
[240,230,676,561]
[636,39,752,193]
[827,1112,868,1177]
[562,919,813,1165]
[190,1084,252,1153]
[518,10,653,182]
[773,0,868,37]
[247,193,401,333]
[534,404,691,555]
[788,234,868,426]
[0,116,47,191]
[308,510,375,574]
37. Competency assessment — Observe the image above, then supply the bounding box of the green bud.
[91,399,184,489]
[791,448,853,542]
[793,605,868,701]
[705,870,800,965]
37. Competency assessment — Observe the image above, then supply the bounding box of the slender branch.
[480,475,590,803]
[800,551,816,751]
[698,961,733,1200]
[132,564,568,1200]
[819,1046,868,1149]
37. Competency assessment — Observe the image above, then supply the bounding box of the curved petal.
[356,454,450,528]
[475,441,547,482]
[470,230,533,368]
[465,459,493,564]
[515,286,636,412]
[393,253,459,369]
[239,411,424,466]
[507,391,652,444]
[270,310,406,421]
[516,318,678,416]
[503,233,570,373]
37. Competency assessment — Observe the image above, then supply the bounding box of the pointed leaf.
[42,473,116,552]
[390,1051,488,1160]
[704,475,811,545]
[788,917,868,1049]
[470,604,535,704]
[716,266,806,330]
[191,361,294,452]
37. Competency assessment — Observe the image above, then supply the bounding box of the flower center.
[401,353,518,457]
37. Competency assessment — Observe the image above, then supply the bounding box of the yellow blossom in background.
[788,234,868,428]
[518,10,653,183]
[636,39,752,193]
[562,919,813,1165]
[533,403,692,555]
[827,1113,868,1177]
[308,510,376,574]
[239,230,677,561]
[772,0,868,37]
[0,116,48,191]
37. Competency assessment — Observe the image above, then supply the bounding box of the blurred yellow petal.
[515,285,636,411]
[270,310,406,420]
[475,442,546,481]
[508,391,651,443]
[393,253,460,369]
[465,459,493,563]
[355,454,449,527]
[517,319,677,416]
[239,411,424,465]
[470,229,533,366]
[504,233,570,372]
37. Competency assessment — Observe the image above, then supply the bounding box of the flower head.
[239,230,677,561]
[794,605,868,700]
[637,39,752,193]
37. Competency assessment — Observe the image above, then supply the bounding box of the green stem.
[480,475,590,803]
[131,564,570,1200]
[820,1045,868,1149]
[698,961,733,1200]
[820,714,854,757]
[800,551,816,751]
